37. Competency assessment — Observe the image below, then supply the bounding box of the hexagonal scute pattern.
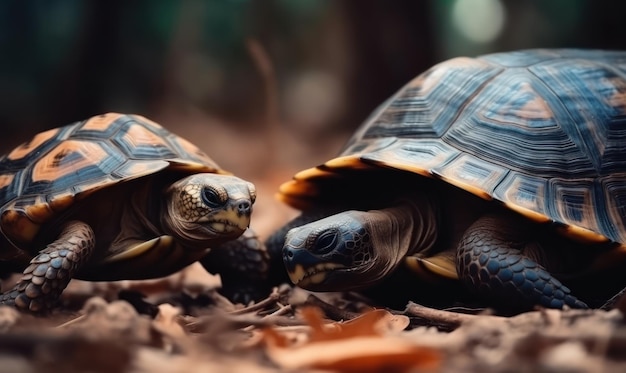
[0,113,220,224]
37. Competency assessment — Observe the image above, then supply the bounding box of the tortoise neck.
[362,193,439,281]
[128,178,163,237]
[384,194,439,255]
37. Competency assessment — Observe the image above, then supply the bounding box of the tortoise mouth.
[208,219,248,235]
[179,219,247,249]
[204,207,251,233]
[287,262,371,291]
[288,263,343,287]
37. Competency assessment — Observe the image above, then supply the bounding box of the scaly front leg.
[457,213,588,310]
[0,220,95,312]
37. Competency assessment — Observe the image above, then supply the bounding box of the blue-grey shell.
[279,49,626,245]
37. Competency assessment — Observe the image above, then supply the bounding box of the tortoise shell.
[278,49,626,246]
[0,112,226,251]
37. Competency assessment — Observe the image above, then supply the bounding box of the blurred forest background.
[1,0,626,237]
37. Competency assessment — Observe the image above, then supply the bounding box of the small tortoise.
[0,113,261,311]
[268,49,626,312]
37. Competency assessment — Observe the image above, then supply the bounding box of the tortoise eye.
[313,230,338,255]
[201,187,224,208]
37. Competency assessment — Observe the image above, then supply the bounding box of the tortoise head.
[163,173,256,247]
[282,209,407,291]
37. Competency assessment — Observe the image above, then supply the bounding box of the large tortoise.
[268,49,626,312]
[0,113,262,312]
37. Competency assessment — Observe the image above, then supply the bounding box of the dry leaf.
[153,304,186,337]
[0,305,20,332]
[152,303,191,352]
[337,308,410,335]
[261,307,440,372]
[179,262,222,297]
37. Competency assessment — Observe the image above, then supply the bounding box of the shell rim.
[278,154,613,245]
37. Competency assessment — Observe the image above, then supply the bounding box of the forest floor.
[1,259,626,373]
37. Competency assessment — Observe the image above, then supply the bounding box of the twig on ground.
[405,301,508,329]
[206,290,238,311]
[185,311,304,334]
[56,314,86,329]
[601,287,626,312]
[266,303,293,318]
[302,294,362,321]
[229,287,285,315]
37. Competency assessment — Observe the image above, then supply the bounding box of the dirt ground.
[1,263,626,373]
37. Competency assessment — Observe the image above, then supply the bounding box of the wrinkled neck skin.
[161,206,216,249]
[115,177,211,249]
[159,191,201,249]
[359,194,439,284]
[105,179,166,255]
[127,180,161,236]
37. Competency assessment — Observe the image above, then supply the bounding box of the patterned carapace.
[279,49,626,245]
[0,113,222,230]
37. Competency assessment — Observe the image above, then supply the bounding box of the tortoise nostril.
[237,201,251,214]
[285,249,294,259]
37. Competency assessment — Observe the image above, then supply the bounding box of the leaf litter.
[1,261,626,373]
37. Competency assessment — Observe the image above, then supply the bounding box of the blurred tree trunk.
[339,0,436,129]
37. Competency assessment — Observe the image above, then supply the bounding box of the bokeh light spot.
[452,0,506,43]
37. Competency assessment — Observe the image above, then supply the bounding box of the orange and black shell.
[0,113,225,246]
[279,49,626,246]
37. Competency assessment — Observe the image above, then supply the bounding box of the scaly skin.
[0,221,95,312]
[200,229,271,304]
[280,202,591,311]
[456,214,588,310]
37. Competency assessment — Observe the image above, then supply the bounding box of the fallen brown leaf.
[152,303,191,353]
[261,307,441,372]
